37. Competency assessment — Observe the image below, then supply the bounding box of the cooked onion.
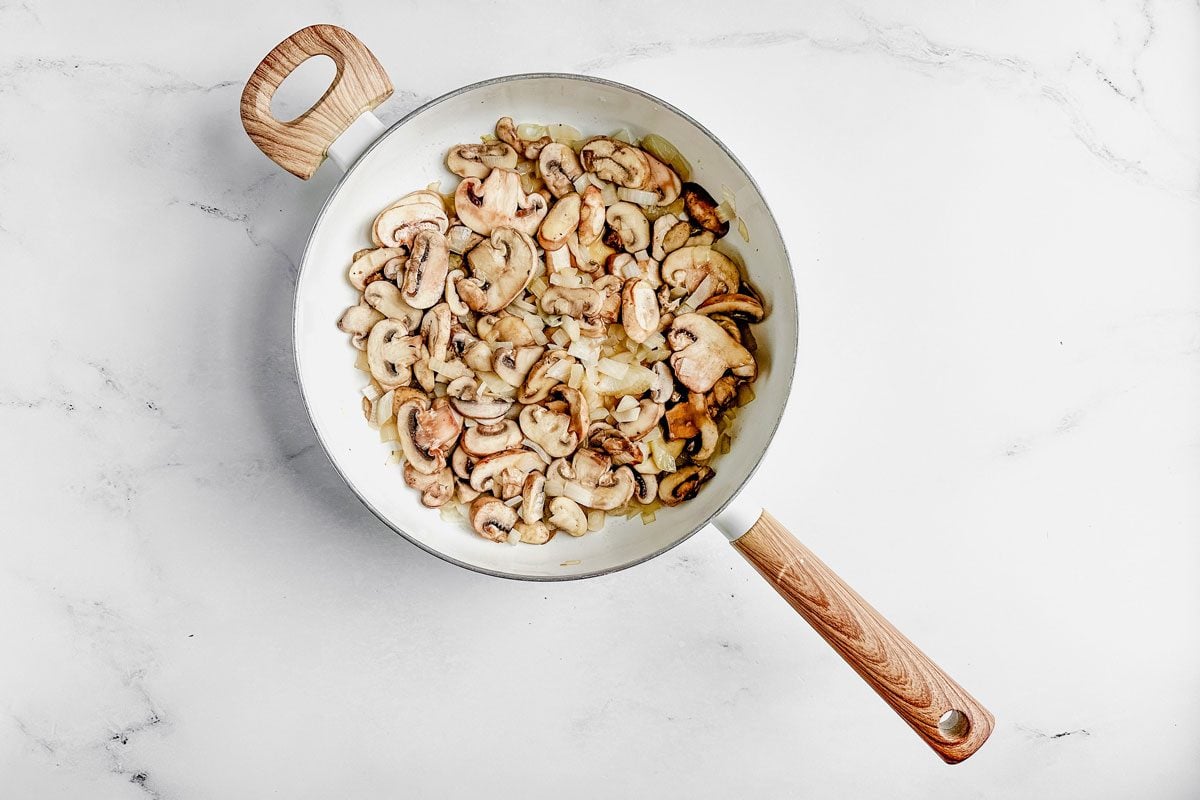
[617,187,659,205]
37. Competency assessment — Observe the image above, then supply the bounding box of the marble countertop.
[2,1,1198,797]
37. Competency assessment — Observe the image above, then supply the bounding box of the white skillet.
[241,25,994,763]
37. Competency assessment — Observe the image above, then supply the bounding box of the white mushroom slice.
[458,227,538,313]
[470,494,518,542]
[592,274,623,324]
[496,116,552,160]
[449,387,513,420]
[460,420,522,457]
[565,233,613,275]
[621,278,661,343]
[588,426,643,466]
[404,463,455,507]
[519,404,579,459]
[605,201,651,253]
[446,225,484,255]
[681,182,730,237]
[444,268,470,316]
[413,346,436,392]
[519,350,576,404]
[544,243,573,277]
[577,185,605,245]
[618,399,665,440]
[537,193,581,251]
[540,286,603,320]
[396,395,451,474]
[420,303,453,363]
[469,448,544,493]
[454,168,548,236]
[651,214,690,262]
[547,496,587,537]
[366,320,422,389]
[661,246,740,294]
[516,520,554,544]
[490,315,536,347]
[338,302,384,350]
[493,345,545,387]
[446,142,519,179]
[643,152,682,206]
[349,247,408,290]
[520,472,546,523]
[649,361,674,404]
[580,137,651,189]
[630,470,658,504]
[457,480,481,504]
[538,143,584,198]
[697,293,764,322]
[658,464,715,506]
[667,313,754,393]
[373,190,450,249]
[402,230,451,309]
[571,448,612,486]
[363,281,424,332]
[587,465,637,510]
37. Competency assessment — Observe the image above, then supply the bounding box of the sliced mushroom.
[468,448,544,493]
[450,327,491,372]
[643,152,682,206]
[631,470,658,504]
[496,116,552,160]
[651,215,692,262]
[457,480,481,504]
[540,286,603,320]
[516,520,554,544]
[571,448,612,486]
[580,138,651,188]
[621,278,661,343]
[470,494,518,542]
[363,281,424,332]
[400,230,450,309]
[404,463,455,507]
[367,320,422,389]
[592,275,623,324]
[454,169,548,237]
[538,143,584,198]
[458,226,538,313]
[665,392,718,460]
[373,190,449,249]
[661,246,741,294]
[451,446,476,481]
[493,315,536,347]
[588,426,643,466]
[446,142,519,179]
[420,303,453,363]
[349,247,408,290]
[444,268,470,316]
[460,419,522,457]
[518,350,575,404]
[698,293,764,322]
[520,471,546,523]
[659,464,715,506]
[681,183,729,237]
[338,301,384,350]
[577,185,605,245]
[588,465,637,510]
[544,242,574,277]
[537,193,581,250]
[667,313,754,393]
[547,496,587,537]
[493,345,545,386]
[519,401,582,459]
[649,361,674,404]
[396,395,443,474]
[686,231,716,248]
[605,201,651,253]
[566,234,615,275]
[417,396,463,457]
[608,252,661,288]
[708,375,740,416]
[412,345,435,392]
[618,399,665,440]
[446,224,485,255]
[448,379,513,420]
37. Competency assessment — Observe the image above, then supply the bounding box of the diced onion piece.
[568,338,600,365]
[386,450,403,465]
[621,259,642,279]
[550,328,571,347]
[600,181,619,206]
[530,327,549,346]
[362,383,382,401]
[440,504,463,523]
[354,349,370,372]
[509,298,537,314]
[616,187,660,206]
[428,357,473,381]
[584,364,599,386]
[564,482,595,506]
[737,218,749,242]
[613,405,640,424]
[517,122,548,141]
[597,357,629,379]
[684,274,717,310]
[649,437,676,472]
[573,174,592,194]
[643,427,663,445]
[561,317,581,342]
[640,509,657,525]
[477,371,518,396]
[568,363,584,389]
[615,395,639,412]
[379,420,399,443]
[610,128,634,144]
[714,201,734,223]
[721,184,737,212]
[587,509,606,531]
[375,389,396,425]
[642,332,666,350]
[546,359,573,381]
[548,123,583,143]
[504,494,524,507]
[506,527,521,545]
[522,438,553,464]
[528,277,549,297]
[590,406,610,421]
[545,479,566,497]
[447,226,476,254]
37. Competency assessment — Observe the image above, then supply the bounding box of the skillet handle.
[725,509,994,763]
[240,24,393,179]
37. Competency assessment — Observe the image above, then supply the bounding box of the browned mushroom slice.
[577,185,605,245]
[396,395,443,474]
[420,303,453,363]
[631,470,658,504]
[470,494,518,542]
[447,380,513,420]
[667,313,754,393]
[538,143,584,198]
[642,151,682,206]
[454,169,548,237]
[605,202,650,253]
[519,398,583,459]
[580,137,651,189]
[404,463,455,507]
[458,226,538,314]
[446,142,519,179]
[493,345,545,387]
[658,465,715,506]
[539,286,603,320]
[697,293,764,322]
[537,192,582,251]
[587,465,637,510]
[468,448,545,494]
[680,183,729,237]
[373,190,449,249]
[663,392,717,460]
[495,116,552,160]
[518,350,576,405]
[649,361,674,404]
[363,281,424,332]
[592,275,623,325]
[460,419,523,457]
[661,246,740,294]
[401,230,450,309]
[618,399,665,440]
[588,425,643,466]
[520,471,546,524]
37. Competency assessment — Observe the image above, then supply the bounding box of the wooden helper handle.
[732,511,994,763]
[240,24,392,179]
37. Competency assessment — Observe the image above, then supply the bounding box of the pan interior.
[294,75,798,579]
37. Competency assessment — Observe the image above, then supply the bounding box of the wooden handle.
[240,24,393,179]
[732,511,994,763]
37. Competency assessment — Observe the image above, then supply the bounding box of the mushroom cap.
[618,399,666,440]
[454,168,548,237]
[667,313,754,393]
[519,403,581,459]
[443,268,471,316]
[496,116,552,160]
[518,350,575,405]
[658,464,715,506]
[697,293,764,322]
[366,320,422,389]
[547,496,588,537]
[493,345,545,387]
[349,247,408,290]
[469,494,518,542]
[338,302,385,350]
[516,520,554,544]
[588,465,637,510]
[459,226,538,314]
[680,183,730,237]
[373,190,449,249]
[460,419,522,457]
[643,152,682,206]
[538,143,584,198]
[445,142,519,179]
[605,201,651,253]
[571,448,612,486]
[620,278,661,344]
[469,448,545,493]
[580,138,651,189]
[401,230,451,309]
[662,246,741,294]
[539,286,603,319]
[395,395,441,474]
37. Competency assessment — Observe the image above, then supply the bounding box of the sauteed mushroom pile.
[339,118,765,545]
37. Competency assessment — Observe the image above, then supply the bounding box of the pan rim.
[291,72,799,581]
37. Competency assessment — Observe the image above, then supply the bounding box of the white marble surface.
[2,1,1198,797]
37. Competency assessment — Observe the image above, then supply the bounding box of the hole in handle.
[270,54,337,123]
[938,709,970,740]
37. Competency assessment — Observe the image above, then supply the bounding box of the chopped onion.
[583,364,599,386]
[640,133,692,181]
[354,349,370,372]
[736,218,750,242]
[610,128,634,144]
[615,395,639,412]
[530,327,549,346]
[597,357,629,379]
[428,357,473,381]
[509,297,536,314]
[506,527,521,545]
[386,450,403,465]
[550,328,571,348]
[617,187,659,205]
[440,504,463,523]
[504,494,524,507]
[548,123,583,143]
[568,338,600,365]
[613,405,640,424]
[587,509,606,531]
[600,181,619,206]
[568,363,584,389]
[477,371,518,396]
[375,389,396,425]
[640,509,657,525]
[517,122,549,141]
[379,420,399,443]
[649,437,676,472]
[721,184,737,212]
[590,406,610,421]
[642,331,666,350]
[621,259,642,279]
[564,482,595,506]
[561,317,582,342]
[447,226,476,254]
[685,274,717,310]
[714,201,734,223]
[528,277,549,297]
[546,359,573,381]
[545,479,566,497]
[573,173,592,194]
[522,438,553,463]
